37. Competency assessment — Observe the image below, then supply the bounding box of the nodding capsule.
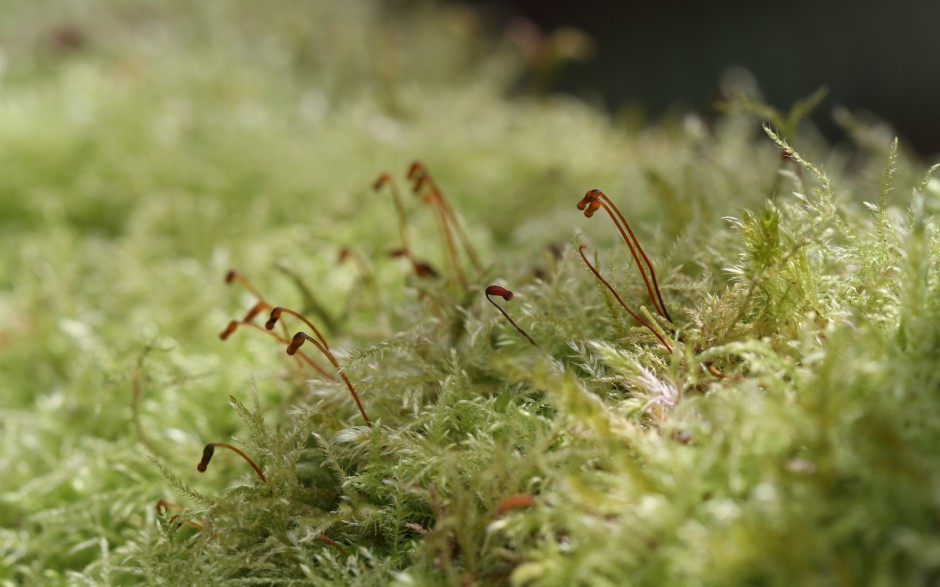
[196,442,266,482]
[264,307,284,331]
[196,444,215,472]
[485,285,513,301]
[372,173,392,191]
[577,189,602,211]
[414,261,439,278]
[219,321,239,341]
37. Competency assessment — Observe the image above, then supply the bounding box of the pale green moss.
[1,1,939,586]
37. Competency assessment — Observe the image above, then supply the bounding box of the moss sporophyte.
[196,442,266,482]
[577,189,671,323]
[576,189,675,353]
[373,172,439,279]
[161,441,349,556]
[485,285,539,348]
[373,161,480,285]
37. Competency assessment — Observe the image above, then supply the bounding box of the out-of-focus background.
[461,0,940,156]
[2,0,938,584]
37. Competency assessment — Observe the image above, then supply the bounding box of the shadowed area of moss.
[1,1,939,585]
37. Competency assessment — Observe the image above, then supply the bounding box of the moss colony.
[1,1,939,585]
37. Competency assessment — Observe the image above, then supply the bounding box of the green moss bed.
[1,1,939,585]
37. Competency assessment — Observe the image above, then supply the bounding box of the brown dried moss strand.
[578,190,667,319]
[286,332,372,427]
[374,173,421,271]
[595,199,663,318]
[430,191,468,290]
[578,245,673,353]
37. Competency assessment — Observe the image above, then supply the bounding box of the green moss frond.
[5,1,940,585]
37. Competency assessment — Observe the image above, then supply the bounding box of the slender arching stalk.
[373,173,438,279]
[225,270,264,301]
[155,500,207,532]
[219,320,336,381]
[427,189,468,289]
[286,330,372,427]
[579,245,673,353]
[408,161,482,272]
[197,442,266,483]
[485,285,538,348]
[577,189,671,322]
[265,306,330,349]
[223,269,292,341]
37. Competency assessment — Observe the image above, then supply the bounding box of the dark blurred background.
[461,0,940,156]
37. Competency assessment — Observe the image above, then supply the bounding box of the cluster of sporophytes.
[2,0,940,585]
[145,135,938,586]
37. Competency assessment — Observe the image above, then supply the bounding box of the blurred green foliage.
[1,1,938,585]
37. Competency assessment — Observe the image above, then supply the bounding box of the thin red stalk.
[225,270,263,301]
[373,174,415,262]
[156,499,207,531]
[158,496,343,550]
[485,285,538,348]
[594,200,664,319]
[219,320,336,381]
[597,192,671,322]
[225,271,292,340]
[428,190,468,289]
[578,190,671,322]
[240,300,270,322]
[409,161,482,272]
[316,534,351,557]
[272,262,340,334]
[578,245,673,353]
[197,442,267,483]
[156,499,194,516]
[372,173,411,250]
[287,332,372,427]
[434,189,482,272]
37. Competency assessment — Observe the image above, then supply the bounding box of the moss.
[1,0,939,585]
